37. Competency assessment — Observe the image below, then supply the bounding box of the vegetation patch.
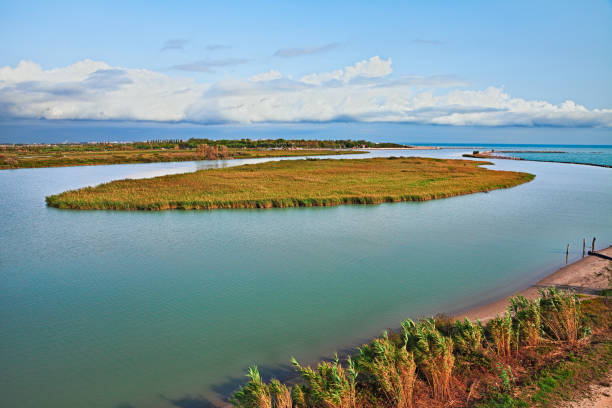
[45,157,534,211]
[0,139,365,169]
[229,289,612,408]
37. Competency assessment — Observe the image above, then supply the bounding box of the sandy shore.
[565,371,612,408]
[456,245,612,406]
[456,246,612,322]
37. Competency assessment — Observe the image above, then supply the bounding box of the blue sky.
[0,0,611,129]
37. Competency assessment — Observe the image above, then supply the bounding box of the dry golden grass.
[0,147,360,169]
[46,157,534,211]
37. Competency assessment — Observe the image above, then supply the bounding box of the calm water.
[1,148,612,408]
[498,146,612,167]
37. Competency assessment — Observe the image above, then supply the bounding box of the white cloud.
[0,59,206,121]
[300,56,393,85]
[0,58,611,127]
[250,69,282,82]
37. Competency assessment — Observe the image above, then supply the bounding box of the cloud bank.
[1,57,610,127]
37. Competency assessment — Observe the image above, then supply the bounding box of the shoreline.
[455,245,612,322]
[208,245,612,407]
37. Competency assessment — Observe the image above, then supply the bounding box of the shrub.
[219,145,230,158]
[539,288,581,344]
[196,144,225,160]
[292,354,359,408]
[402,318,454,401]
[0,155,18,167]
[358,331,416,408]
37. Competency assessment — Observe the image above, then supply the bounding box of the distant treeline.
[1,138,405,152]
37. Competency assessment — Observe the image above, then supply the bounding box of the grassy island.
[46,157,534,210]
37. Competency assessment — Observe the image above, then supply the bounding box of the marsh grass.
[487,313,513,360]
[46,157,534,210]
[230,366,272,408]
[270,380,293,408]
[402,319,455,402]
[291,355,359,408]
[230,367,292,408]
[509,295,542,349]
[453,319,485,355]
[231,292,611,407]
[0,146,360,169]
[539,288,582,344]
[357,331,416,408]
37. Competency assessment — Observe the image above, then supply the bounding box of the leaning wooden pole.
[592,237,596,252]
[583,238,586,257]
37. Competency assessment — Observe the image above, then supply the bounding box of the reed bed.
[230,288,608,408]
[46,157,534,210]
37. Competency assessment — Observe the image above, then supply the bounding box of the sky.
[0,0,611,133]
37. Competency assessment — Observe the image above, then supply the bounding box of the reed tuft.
[230,366,273,408]
[509,295,542,349]
[539,287,582,344]
[402,318,454,401]
[486,313,513,360]
[358,331,416,408]
[292,354,359,408]
[452,318,485,355]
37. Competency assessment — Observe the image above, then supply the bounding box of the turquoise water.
[1,149,612,408]
[477,145,612,167]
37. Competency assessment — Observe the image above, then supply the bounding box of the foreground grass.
[45,157,534,210]
[476,296,612,408]
[230,290,612,408]
[0,147,361,169]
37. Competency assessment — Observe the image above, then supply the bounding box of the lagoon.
[1,148,611,408]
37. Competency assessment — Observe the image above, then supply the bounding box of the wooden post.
[566,243,570,264]
[592,237,596,252]
[583,238,586,257]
